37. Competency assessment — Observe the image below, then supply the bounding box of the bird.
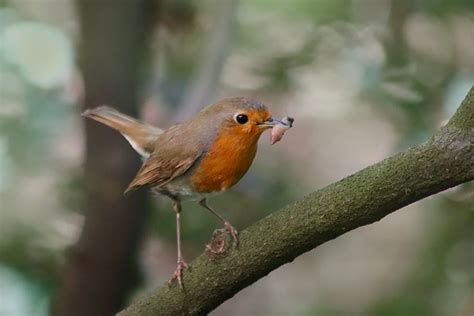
[82,97,293,286]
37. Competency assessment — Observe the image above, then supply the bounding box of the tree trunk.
[55,1,156,315]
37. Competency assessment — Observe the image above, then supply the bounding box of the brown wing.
[124,155,198,193]
[124,122,207,194]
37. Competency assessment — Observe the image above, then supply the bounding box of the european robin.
[82,97,293,286]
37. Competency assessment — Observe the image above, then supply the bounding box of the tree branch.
[119,87,474,316]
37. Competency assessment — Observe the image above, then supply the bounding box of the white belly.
[157,176,222,201]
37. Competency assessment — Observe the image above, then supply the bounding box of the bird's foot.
[224,222,239,247]
[205,223,239,259]
[169,257,188,288]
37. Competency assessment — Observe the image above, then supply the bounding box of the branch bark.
[119,87,474,315]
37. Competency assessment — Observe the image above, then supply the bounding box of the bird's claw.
[224,222,239,247]
[169,257,188,288]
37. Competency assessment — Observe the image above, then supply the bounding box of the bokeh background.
[1,0,473,315]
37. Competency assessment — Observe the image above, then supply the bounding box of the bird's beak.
[258,117,294,129]
[257,119,275,128]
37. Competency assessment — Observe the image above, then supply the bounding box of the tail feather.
[82,106,163,158]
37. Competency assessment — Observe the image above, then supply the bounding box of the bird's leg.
[199,198,239,246]
[169,199,188,287]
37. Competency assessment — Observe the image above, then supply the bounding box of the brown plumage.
[82,97,293,287]
[82,106,163,157]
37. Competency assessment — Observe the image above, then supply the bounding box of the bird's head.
[199,97,290,141]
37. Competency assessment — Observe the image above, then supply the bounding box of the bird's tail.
[82,106,163,158]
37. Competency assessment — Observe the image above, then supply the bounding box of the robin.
[82,97,293,286]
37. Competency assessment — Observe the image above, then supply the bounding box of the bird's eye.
[234,114,248,124]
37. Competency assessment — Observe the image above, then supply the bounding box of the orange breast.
[191,128,260,193]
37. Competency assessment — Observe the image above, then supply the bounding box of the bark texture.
[119,87,474,316]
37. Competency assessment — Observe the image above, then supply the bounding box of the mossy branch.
[119,87,474,316]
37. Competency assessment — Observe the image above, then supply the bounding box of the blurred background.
[0,0,473,315]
